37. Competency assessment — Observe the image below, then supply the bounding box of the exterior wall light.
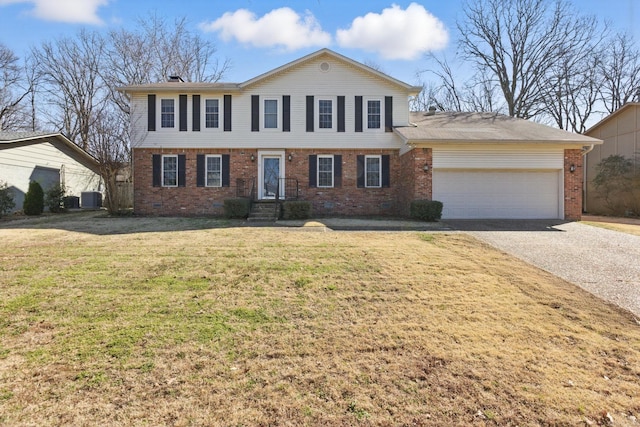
[250,154,255,162]
[288,153,293,162]
[423,164,429,172]
[569,164,576,173]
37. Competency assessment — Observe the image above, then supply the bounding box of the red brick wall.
[397,148,432,216]
[133,148,405,217]
[564,148,583,220]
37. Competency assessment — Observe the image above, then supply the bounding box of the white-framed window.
[161,99,175,128]
[264,99,278,129]
[317,155,334,188]
[367,99,381,129]
[365,155,381,188]
[162,155,178,187]
[206,155,222,187]
[318,99,333,129]
[205,99,219,128]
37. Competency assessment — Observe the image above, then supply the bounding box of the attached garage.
[394,112,604,220]
[432,147,564,219]
[433,170,562,219]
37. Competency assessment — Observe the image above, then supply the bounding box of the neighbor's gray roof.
[0,131,100,172]
[0,131,57,141]
[395,112,603,145]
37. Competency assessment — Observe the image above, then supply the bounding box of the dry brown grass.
[1,214,639,426]
[581,220,640,237]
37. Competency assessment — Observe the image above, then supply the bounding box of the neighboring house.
[118,48,601,220]
[584,103,640,215]
[0,132,102,211]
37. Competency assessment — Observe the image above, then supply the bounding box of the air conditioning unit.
[81,192,102,209]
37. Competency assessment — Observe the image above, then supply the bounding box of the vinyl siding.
[432,145,565,169]
[0,142,101,210]
[129,55,410,150]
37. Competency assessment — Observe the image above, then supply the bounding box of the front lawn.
[1,214,639,425]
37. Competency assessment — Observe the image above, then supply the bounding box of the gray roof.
[117,81,242,93]
[0,131,58,141]
[118,49,422,95]
[0,131,100,172]
[395,112,603,145]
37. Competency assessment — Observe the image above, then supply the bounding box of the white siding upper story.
[127,51,417,150]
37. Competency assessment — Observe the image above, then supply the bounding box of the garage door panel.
[433,170,561,219]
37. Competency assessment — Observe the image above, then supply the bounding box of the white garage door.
[433,170,562,219]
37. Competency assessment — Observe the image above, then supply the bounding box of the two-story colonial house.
[119,49,601,220]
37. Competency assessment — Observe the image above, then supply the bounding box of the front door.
[258,151,285,199]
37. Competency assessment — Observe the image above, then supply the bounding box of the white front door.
[258,150,285,199]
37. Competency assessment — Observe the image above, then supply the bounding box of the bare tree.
[0,43,31,130]
[458,0,599,119]
[420,56,503,113]
[31,30,107,150]
[90,107,131,214]
[598,32,640,114]
[103,14,230,116]
[542,53,603,133]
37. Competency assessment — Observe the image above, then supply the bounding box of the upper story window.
[264,99,278,129]
[365,155,381,188]
[317,155,334,188]
[162,155,178,187]
[161,99,175,128]
[205,99,219,128]
[206,155,222,187]
[367,100,381,129]
[318,99,333,129]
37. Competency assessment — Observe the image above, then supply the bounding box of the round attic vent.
[319,61,331,72]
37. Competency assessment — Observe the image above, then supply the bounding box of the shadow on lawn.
[0,210,246,236]
[442,219,571,232]
[0,210,574,235]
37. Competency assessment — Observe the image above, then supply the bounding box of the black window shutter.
[251,95,259,132]
[385,96,393,132]
[306,96,314,132]
[224,95,232,131]
[308,155,317,187]
[356,155,364,188]
[196,154,205,187]
[178,154,186,187]
[334,155,342,188]
[148,94,156,132]
[192,95,201,131]
[283,95,290,132]
[382,155,390,187]
[179,95,187,131]
[222,154,230,187]
[152,154,161,186]
[337,96,345,132]
[355,96,363,132]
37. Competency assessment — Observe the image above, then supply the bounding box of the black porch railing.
[276,178,299,201]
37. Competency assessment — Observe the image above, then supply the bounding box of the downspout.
[581,144,595,213]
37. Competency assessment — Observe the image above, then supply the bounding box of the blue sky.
[0,0,639,86]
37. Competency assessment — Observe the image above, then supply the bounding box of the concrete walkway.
[444,220,640,318]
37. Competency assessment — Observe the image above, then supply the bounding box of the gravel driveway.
[444,220,640,318]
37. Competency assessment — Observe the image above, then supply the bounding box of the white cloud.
[0,0,108,24]
[336,3,448,60]
[201,7,331,51]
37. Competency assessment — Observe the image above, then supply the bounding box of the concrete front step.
[248,201,279,221]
